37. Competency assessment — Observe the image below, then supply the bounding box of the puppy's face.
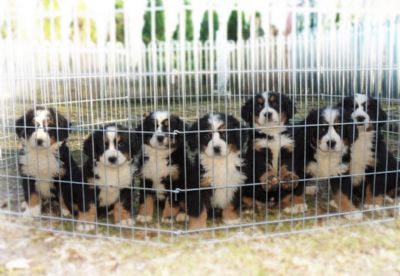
[140,112,184,150]
[189,113,240,157]
[15,107,69,149]
[306,107,355,153]
[241,92,295,127]
[84,125,135,167]
[339,93,387,132]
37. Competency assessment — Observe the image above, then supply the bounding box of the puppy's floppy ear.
[49,107,70,141]
[342,108,358,143]
[187,121,199,151]
[370,97,387,128]
[336,96,353,109]
[169,115,185,146]
[304,109,319,144]
[15,111,30,139]
[241,98,254,125]
[128,128,141,157]
[282,94,296,121]
[83,129,103,160]
[227,114,241,146]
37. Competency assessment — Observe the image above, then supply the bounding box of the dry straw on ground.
[1,216,400,275]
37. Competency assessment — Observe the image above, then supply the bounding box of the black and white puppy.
[297,106,361,219]
[338,93,398,208]
[241,92,306,214]
[136,111,197,225]
[188,113,246,228]
[15,107,83,218]
[83,124,139,230]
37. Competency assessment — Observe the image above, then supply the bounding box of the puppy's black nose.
[356,116,365,122]
[108,156,117,164]
[326,140,336,149]
[157,136,164,143]
[36,139,43,146]
[213,146,221,154]
[265,112,273,119]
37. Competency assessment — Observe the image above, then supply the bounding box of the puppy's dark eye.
[219,131,226,139]
[205,132,212,139]
[118,141,123,148]
[320,126,327,132]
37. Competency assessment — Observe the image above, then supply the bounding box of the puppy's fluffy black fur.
[136,111,199,223]
[82,124,139,225]
[187,112,246,225]
[338,94,399,206]
[15,107,85,216]
[241,92,306,213]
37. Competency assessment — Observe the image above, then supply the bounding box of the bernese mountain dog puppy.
[337,93,398,208]
[241,92,307,214]
[297,106,362,219]
[15,107,84,218]
[82,124,139,230]
[188,113,246,228]
[136,111,199,225]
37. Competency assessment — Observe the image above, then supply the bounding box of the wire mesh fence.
[0,0,400,243]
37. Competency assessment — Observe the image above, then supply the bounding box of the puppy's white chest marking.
[200,152,246,209]
[254,133,293,173]
[94,162,134,207]
[350,130,375,186]
[19,145,64,199]
[306,149,348,178]
[142,145,179,200]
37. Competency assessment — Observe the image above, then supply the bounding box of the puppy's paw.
[136,215,153,223]
[343,212,363,221]
[280,172,299,190]
[329,200,339,210]
[118,218,135,227]
[384,195,395,204]
[364,204,381,210]
[242,208,254,216]
[363,204,388,216]
[22,205,41,218]
[223,218,240,225]
[305,185,317,195]
[176,212,189,222]
[76,222,95,232]
[283,203,308,214]
[161,217,174,224]
[61,208,71,217]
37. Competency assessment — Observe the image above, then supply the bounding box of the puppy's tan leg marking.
[77,203,97,232]
[28,193,40,208]
[364,185,385,206]
[59,195,71,217]
[161,199,180,223]
[113,202,133,225]
[242,196,253,208]
[137,194,154,223]
[280,194,308,214]
[188,208,207,231]
[222,203,240,225]
[332,192,362,220]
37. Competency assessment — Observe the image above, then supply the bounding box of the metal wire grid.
[0,0,400,243]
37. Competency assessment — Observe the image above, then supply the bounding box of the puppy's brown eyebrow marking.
[161,119,169,127]
[217,124,225,130]
[257,97,264,104]
[269,95,276,102]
